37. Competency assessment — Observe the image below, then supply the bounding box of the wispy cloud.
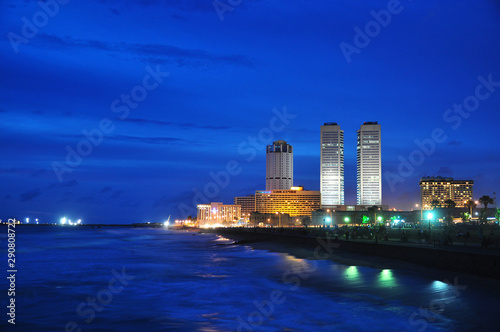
[109,135,189,144]
[48,180,78,189]
[57,133,190,145]
[100,186,112,193]
[119,117,231,130]
[19,188,41,202]
[36,34,253,68]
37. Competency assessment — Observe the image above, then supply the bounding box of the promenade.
[209,225,500,279]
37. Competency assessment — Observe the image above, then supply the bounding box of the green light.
[427,212,434,220]
[344,217,350,223]
[377,216,383,222]
[362,216,369,223]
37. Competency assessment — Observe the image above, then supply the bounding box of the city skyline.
[1,1,499,223]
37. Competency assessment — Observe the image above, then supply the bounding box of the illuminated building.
[266,140,293,190]
[255,187,320,217]
[321,122,344,206]
[234,194,255,215]
[419,176,474,209]
[197,202,241,226]
[357,122,382,205]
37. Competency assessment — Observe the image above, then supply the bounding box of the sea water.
[1,226,499,331]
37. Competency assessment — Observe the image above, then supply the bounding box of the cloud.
[447,140,463,146]
[119,117,231,130]
[109,135,190,144]
[111,190,124,199]
[19,188,41,202]
[100,186,112,193]
[57,133,190,145]
[36,34,253,68]
[48,180,78,189]
[436,167,453,175]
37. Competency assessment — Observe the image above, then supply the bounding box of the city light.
[26,218,29,223]
[377,216,383,222]
[60,217,67,225]
[344,217,350,223]
[326,217,331,223]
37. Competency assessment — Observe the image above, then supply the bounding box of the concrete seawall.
[210,228,500,279]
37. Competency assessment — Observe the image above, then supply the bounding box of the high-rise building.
[357,122,382,205]
[255,187,320,217]
[234,194,255,216]
[419,176,474,209]
[266,140,293,190]
[320,123,344,206]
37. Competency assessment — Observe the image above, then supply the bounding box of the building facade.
[197,202,241,226]
[320,122,344,206]
[255,187,320,217]
[357,122,382,205]
[419,176,474,209]
[266,140,293,190]
[234,194,255,217]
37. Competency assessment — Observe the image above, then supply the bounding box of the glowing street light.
[344,217,350,223]
[26,218,29,224]
[60,217,67,225]
[377,216,383,222]
[427,212,433,242]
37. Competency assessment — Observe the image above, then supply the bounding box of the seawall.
[209,228,500,279]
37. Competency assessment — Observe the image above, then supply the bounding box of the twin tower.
[266,122,382,207]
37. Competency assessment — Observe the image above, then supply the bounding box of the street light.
[344,217,350,223]
[427,212,433,242]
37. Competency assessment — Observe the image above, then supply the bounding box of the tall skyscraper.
[320,123,344,206]
[357,122,382,205]
[266,140,293,190]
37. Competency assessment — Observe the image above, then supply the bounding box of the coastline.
[207,228,500,285]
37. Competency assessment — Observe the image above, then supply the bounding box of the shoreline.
[207,228,500,283]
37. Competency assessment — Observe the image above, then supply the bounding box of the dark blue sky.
[1,0,499,224]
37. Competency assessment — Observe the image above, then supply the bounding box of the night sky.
[1,0,499,224]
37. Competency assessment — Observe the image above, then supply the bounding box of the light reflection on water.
[2,226,499,331]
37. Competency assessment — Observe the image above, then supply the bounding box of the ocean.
[1,226,499,331]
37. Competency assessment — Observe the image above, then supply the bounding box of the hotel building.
[357,122,382,205]
[197,202,241,226]
[266,140,293,190]
[234,194,256,218]
[255,187,321,217]
[320,122,344,206]
[419,176,474,209]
